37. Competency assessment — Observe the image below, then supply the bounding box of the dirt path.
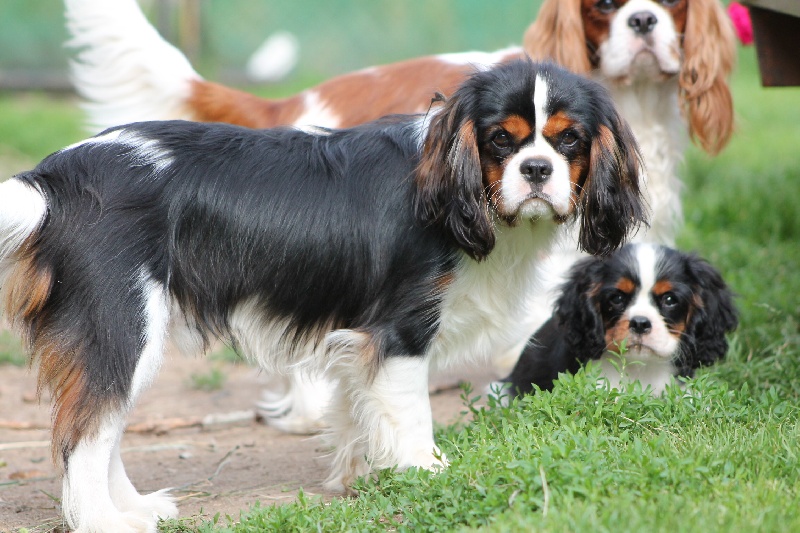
[0,349,490,532]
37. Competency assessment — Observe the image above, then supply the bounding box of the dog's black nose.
[519,158,553,184]
[629,316,652,335]
[628,11,658,35]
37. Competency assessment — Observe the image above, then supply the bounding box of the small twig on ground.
[0,410,255,436]
[0,420,49,430]
[0,440,49,451]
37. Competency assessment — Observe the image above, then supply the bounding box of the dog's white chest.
[427,221,557,369]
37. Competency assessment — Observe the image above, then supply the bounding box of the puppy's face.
[593,244,694,361]
[582,0,687,82]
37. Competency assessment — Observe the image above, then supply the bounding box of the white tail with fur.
[65,0,201,133]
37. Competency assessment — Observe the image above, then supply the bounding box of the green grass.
[0,93,84,162]
[0,329,26,366]
[1,41,799,533]
[161,374,800,532]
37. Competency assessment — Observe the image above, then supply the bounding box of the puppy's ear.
[681,0,736,155]
[579,101,648,257]
[554,256,608,361]
[684,255,739,367]
[415,92,494,261]
[523,0,592,74]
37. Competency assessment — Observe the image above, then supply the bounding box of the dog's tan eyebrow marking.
[653,280,674,296]
[615,277,636,294]
[499,115,533,142]
[542,111,576,139]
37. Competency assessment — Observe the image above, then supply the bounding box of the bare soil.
[0,348,490,532]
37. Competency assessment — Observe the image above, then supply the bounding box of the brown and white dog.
[2,60,644,532]
[65,0,736,429]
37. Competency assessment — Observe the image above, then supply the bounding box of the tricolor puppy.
[0,60,645,532]
[498,243,738,399]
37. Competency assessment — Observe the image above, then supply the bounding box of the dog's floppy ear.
[681,0,736,155]
[684,254,739,368]
[554,256,608,361]
[415,92,494,261]
[579,97,648,257]
[522,0,592,74]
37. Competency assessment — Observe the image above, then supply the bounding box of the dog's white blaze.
[499,73,572,218]
[531,74,572,211]
[533,73,549,133]
[633,243,658,307]
[622,243,680,360]
[624,245,666,326]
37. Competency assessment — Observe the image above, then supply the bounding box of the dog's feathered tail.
[0,178,47,265]
[65,0,201,133]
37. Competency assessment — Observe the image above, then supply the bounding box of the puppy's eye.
[560,130,579,148]
[609,291,627,307]
[661,292,678,308]
[492,131,511,149]
[595,0,616,13]
[658,0,680,7]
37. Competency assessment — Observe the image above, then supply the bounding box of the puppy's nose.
[628,11,658,35]
[629,316,652,335]
[519,158,553,185]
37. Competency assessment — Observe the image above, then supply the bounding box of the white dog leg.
[109,436,178,525]
[325,345,445,491]
[63,416,154,533]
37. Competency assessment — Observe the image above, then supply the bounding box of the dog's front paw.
[72,511,155,533]
[136,489,179,522]
[405,445,449,473]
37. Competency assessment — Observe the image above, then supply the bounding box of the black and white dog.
[0,60,645,532]
[498,243,738,399]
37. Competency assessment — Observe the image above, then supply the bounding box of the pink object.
[728,2,754,45]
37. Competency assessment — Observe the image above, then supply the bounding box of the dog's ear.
[522,0,591,74]
[415,92,494,261]
[554,256,608,361]
[683,255,739,368]
[681,0,736,155]
[579,101,648,257]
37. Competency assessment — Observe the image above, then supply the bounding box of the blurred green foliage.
[0,0,543,80]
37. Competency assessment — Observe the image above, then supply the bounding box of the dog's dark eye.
[660,292,678,308]
[595,0,617,13]
[658,0,680,7]
[492,131,511,149]
[560,130,579,148]
[609,291,627,307]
